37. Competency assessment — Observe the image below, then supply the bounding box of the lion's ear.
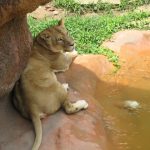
[36,33,51,50]
[58,19,65,27]
[40,32,50,40]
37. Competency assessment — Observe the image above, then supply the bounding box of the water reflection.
[97,77,150,150]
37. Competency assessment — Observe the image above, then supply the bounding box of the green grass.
[53,0,150,14]
[54,0,114,14]
[28,11,150,68]
[120,0,150,10]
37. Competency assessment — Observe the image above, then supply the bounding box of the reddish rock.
[114,31,150,89]
[0,17,32,97]
[0,55,113,150]
[102,30,150,87]
[0,0,50,27]
[119,31,150,60]
[102,30,150,54]
[0,0,51,97]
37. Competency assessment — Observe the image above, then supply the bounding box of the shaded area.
[0,0,51,97]
[0,0,50,27]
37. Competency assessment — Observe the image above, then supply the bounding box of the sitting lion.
[13,19,88,150]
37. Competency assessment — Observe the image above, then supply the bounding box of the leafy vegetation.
[28,11,150,68]
[53,0,150,14]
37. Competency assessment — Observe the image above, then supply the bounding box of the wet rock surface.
[0,0,50,97]
[100,30,150,150]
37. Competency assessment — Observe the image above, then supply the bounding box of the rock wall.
[0,0,50,97]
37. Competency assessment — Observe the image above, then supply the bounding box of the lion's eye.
[57,38,64,43]
[57,38,63,41]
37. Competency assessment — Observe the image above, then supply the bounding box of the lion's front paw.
[62,83,69,91]
[74,100,88,110]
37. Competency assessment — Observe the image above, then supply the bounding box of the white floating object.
[123,100,140,110]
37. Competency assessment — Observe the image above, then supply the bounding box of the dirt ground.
[28,1,150,20]
[28,2,66,20]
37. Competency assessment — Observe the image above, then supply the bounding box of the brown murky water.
[96,76,150,150]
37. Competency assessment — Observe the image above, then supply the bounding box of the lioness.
[13,19,88,150]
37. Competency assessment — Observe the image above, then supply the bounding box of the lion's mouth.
[68,46,75,52]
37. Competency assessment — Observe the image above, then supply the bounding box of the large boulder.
[0,0,50,97]
[0,0,50,27]
[0,17,32,97]
[0,55,113,150]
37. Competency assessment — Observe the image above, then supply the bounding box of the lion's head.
[35,19,75,53]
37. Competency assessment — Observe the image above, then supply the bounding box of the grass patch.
[54,0,114,14]
[28,11,150,68]
[120,0,150,10]
[53,0,150,14]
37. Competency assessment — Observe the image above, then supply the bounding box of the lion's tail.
[31,114,42,150]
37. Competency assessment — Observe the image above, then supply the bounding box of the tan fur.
[13,20,88,150]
